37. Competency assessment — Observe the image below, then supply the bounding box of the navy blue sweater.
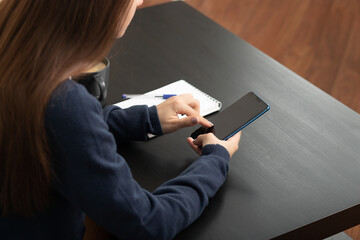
[0,80,230,240]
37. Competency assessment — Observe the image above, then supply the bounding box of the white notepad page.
[114,80,222,116]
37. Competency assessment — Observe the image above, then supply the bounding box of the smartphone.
[191,92,270,140]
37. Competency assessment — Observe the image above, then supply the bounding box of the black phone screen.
[191,92,270,140]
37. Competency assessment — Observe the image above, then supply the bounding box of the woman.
[0,0,241,239]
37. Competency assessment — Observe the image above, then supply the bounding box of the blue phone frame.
[223,95,270,140]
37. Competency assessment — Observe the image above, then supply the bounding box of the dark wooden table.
[106,2,360,239]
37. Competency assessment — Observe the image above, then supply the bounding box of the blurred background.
[140,0,360,239]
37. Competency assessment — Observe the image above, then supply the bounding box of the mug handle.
[93,74,106,102]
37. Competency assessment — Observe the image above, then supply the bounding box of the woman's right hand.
[187,131,241,158]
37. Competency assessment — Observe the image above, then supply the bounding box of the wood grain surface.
[181,0,360,115]
[84,0,360,239]
[141,1,360,239]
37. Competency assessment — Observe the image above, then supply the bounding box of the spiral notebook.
[114,80,222,116]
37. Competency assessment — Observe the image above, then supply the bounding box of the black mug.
[76,58,110,107]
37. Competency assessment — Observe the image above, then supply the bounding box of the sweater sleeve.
[103,105,163,142]
[45,81,230,240]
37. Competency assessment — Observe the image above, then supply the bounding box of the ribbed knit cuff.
[148,105,163,136]
[201,144,230,162]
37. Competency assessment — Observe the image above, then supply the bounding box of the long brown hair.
[0,0,133,216]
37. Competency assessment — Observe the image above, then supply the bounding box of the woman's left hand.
[156,94,213,134]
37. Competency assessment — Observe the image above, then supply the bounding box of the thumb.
[179,116,199,128]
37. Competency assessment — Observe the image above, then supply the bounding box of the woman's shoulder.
[45,79,103,125]
[48,79,101,109]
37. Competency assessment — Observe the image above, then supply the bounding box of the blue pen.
[122,94,177,100]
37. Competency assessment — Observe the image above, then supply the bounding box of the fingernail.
[209,121,214,126]
[191,117,199,124]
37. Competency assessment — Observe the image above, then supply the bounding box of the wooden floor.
[142,0,360,115]
[141,0,360,239]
